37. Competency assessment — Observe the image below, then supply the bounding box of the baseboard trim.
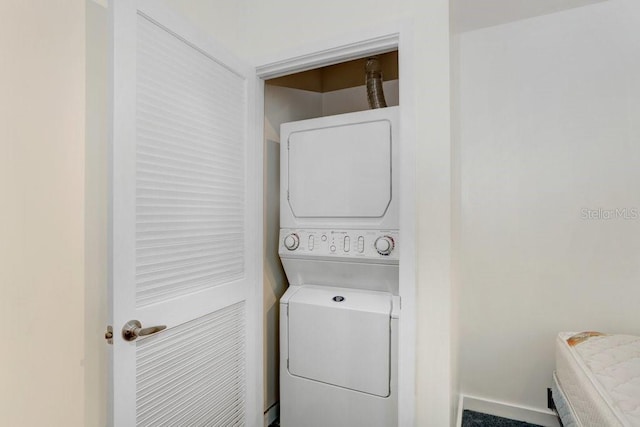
[456,394,465,427]
[264,402,279,427]
[459,395,561,427]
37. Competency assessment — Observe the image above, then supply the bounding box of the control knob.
[283,233,300,251]
[374,235,395,256]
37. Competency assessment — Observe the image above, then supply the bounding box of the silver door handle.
[122,320,166,341]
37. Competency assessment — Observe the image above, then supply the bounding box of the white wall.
[164,0,246,53]
[457,0,640,414]
[0,1,86,426]
[450,17,463,424]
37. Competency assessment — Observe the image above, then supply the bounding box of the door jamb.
[254,22,417,426]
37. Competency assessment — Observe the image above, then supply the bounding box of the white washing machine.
[280,284,399,427]
[279,107,400,427]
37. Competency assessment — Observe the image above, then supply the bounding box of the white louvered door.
[110,1,261,426]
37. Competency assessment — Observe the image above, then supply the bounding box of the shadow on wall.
[264,139,288,412]
[451,0,609,33]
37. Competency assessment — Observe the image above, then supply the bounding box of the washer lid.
[287,286,392,397]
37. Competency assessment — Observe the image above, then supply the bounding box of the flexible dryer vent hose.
[365,57,387,109]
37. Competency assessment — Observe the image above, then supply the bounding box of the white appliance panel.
[287,286,392,397]
[279,258,399,294]
[278,228,399,294]
[280,107,399,230]
[279,228,399,262]
[280,286,400,427]
[288,120,391,218]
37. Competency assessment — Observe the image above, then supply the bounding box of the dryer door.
[287,286,392,397]
[287,119,392,218]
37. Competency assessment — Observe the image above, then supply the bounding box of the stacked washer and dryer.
[278,106,400,427]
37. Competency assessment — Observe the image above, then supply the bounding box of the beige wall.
[85,1,109,426]
[0,1,86,426]
[456,0,640,413]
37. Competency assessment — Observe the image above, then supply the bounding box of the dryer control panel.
[279,228,399,262]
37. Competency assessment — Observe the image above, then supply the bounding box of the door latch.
[105,325,113,345]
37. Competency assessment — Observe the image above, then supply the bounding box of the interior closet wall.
[263,85,322,411]
[322,81,399,116]
[456,0,640,413]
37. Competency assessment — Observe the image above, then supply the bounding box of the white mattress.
[555,332,640,427]
[552,372,580,427]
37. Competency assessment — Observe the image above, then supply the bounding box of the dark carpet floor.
[462,410,544,427]
[269,409,545,426]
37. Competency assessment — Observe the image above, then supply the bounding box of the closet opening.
[261,49,400,424]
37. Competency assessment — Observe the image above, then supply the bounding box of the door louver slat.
[135,14,246,308]
[136,302,246,426]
